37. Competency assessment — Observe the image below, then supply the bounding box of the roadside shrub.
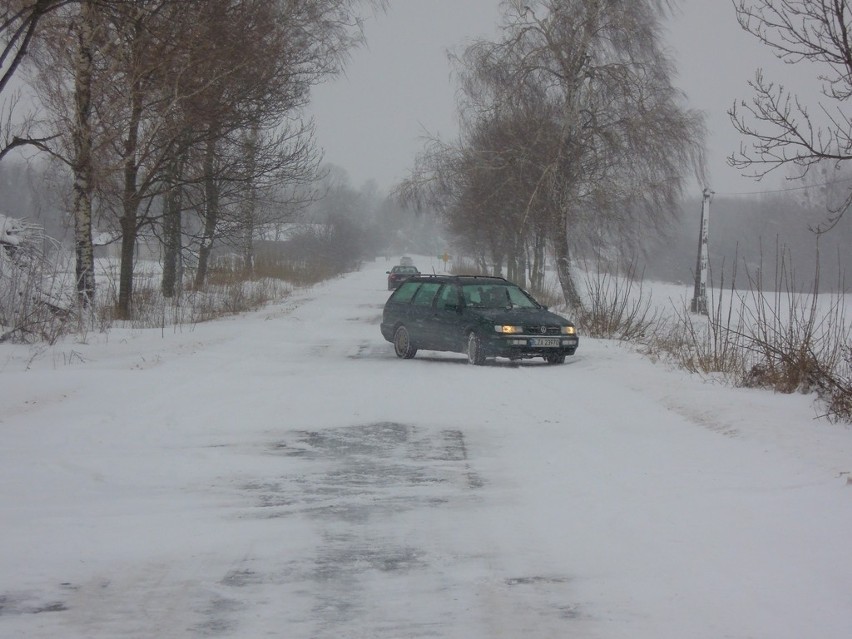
[528,278,563,310]
[822,346,852,422]
[96,274,291,330]
[448,256,486,276]
[253,257,338,286]
[646,242,851,421]
[574,258,659,341]
[0,217,72,344]
[733,247,850,406]
[648,259,748,376]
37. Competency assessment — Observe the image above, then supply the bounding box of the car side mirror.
[444,303,460,312]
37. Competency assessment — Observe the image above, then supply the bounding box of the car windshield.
[462,284,539,309]
[393,266,418,274]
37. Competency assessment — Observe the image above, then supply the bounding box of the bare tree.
[66,0,208,315]
[24,0,385,317]
[403,0,704,309]
[730,0,852,230]
[189,0,386,290]
[0,0,66,161]
[31,0,204,311]
[230,121,322,274]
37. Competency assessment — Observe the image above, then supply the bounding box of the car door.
[426,283,465,352]
[407,282,442,347]
[383,280,420,335]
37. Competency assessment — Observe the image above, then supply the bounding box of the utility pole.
[691,187,713,314]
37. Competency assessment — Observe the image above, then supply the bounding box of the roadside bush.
[95,272,292,331]
[644,244,851,421]
[0,217,72,344]
[252,257,338,286]
[528,278,563,311]
[574,258,659,341]
[648,260,748,376]
[823,346,852,422]
[732,248,850,416]
[448,256,485,276]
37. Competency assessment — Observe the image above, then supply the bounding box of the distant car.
[380,274,579,365]
[399,256,414,266]
[386,265,420,290]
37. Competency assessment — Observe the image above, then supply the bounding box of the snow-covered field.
[1,256,851,638]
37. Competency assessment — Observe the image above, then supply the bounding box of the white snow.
[1,256,850,638]
[0,213,24,247]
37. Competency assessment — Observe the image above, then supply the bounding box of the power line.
[716,176,852,197]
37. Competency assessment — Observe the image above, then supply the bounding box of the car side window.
[435,284,460,310]
[391,281,420,303]
[411,282,441,306]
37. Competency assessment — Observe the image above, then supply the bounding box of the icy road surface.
[2,257,851,638]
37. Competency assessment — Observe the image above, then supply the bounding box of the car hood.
[469,307,572,326]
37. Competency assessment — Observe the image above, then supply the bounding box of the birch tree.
[70,0,94,305]
[30,0,110,307]
[404,0,704,309]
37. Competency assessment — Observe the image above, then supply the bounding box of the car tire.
[393,325,417,359]
[467,332,486,366]
[544,353,566,365]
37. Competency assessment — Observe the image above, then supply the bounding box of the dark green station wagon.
[380,274,579,365]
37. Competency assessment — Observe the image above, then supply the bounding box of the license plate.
[529,338,560,347]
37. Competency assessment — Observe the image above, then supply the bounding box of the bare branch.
[730,0,852,226]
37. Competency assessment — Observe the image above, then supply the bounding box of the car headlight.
[561,326,576,335]
[495,325,523,334]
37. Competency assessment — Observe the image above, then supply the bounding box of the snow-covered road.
[2,257,851,638]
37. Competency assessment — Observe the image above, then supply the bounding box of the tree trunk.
[71,0,95,307]
[116,71,143,319]
[241,124,259,276]
[530,232,546,292]
[475,252,488,274]
[117,213,136,318]
[242,214,255,275]
[489,233,504,276]
[194,134,218,289]
[507,235,526,287]
[161,158,183,298]
[552,230,582,310]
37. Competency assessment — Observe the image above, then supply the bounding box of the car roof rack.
[411,273,509,283]
[454,274,507,281]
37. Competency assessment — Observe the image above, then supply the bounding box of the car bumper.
[487,335,579,358]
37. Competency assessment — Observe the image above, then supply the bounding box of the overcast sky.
[307,0,822,197]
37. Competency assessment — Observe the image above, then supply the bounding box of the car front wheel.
[393,325,417,359]
[467,332,486,365]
